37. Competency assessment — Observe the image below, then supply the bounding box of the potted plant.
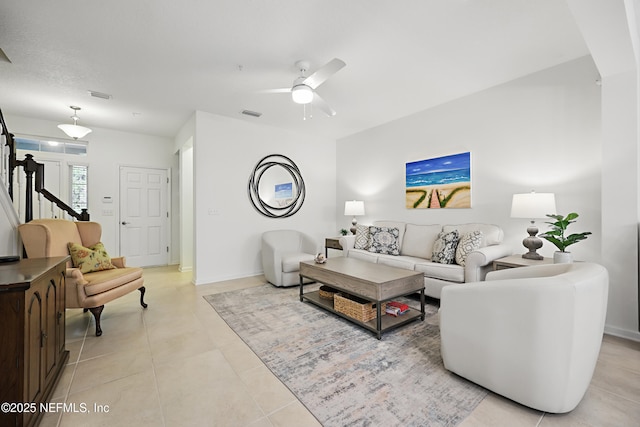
[339,228,348,236]
[539,212,592,263]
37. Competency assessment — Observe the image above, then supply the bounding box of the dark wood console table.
[0,257,69,427]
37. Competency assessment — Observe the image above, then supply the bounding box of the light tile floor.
[41,265,640,427]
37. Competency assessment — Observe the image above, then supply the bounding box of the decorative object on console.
[339,228,348,236]
[57,105,92,139]
[248,154,305,218]
[510,191,557,260]
[406,152,471,209]
[539,212,591,264]
[344,200,365,234]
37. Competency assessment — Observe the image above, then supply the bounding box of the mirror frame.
[247,154,305,218]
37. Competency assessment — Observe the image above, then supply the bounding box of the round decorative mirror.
[248,154,305,218]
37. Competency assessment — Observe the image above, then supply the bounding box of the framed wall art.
[405,152,471,209]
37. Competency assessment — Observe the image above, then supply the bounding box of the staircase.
[0,109,89,242]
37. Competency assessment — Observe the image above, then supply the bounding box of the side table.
[493,254,554,270]
[325,237,343,257]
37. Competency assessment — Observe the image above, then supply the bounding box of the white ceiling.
[0,0,590,140]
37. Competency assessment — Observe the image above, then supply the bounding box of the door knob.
[121,221,129,225]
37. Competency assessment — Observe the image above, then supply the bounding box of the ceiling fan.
[265,58,346,117]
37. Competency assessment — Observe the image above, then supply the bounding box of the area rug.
[204,285,487,426]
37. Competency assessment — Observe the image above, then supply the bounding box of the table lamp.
[344,200,365,235]
[510,192,556,260]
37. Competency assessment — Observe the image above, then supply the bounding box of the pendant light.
[57,106,92,139]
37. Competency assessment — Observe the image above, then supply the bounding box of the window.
[70,164,88,212]
[16,135,87,155]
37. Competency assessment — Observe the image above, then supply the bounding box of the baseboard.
[604,325,640,342]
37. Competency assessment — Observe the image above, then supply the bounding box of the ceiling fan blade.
[303,58,346,90]
[312,93,337,117]
[259,88,291,94]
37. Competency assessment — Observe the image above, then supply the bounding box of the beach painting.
[406,152,471,209]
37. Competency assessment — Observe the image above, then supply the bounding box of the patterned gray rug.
[204,284,487,426]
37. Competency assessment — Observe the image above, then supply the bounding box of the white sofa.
[338,221,512,298]
[440,262,609,413]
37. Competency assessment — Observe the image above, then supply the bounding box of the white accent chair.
[261,230,319,287]
[440,262,609,413]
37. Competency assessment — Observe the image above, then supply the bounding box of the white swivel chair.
[440,262,609,413]
[261,230,319,287]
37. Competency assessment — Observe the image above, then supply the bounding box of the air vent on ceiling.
[88,90,112,100]
[242,110,262,118]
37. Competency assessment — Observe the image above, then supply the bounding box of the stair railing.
[1,108,89,222]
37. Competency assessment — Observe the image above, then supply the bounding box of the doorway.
[119,166,169,267]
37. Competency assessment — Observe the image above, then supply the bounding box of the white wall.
[5,115,176,257]
[192,111,337,285]
[338,56,601,262]
[567,0,640,342]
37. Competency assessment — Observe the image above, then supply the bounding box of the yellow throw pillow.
[68,242,116,274]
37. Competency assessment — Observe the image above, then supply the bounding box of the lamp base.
[521,224,544,260]
[522,251,544,260]
[350,217,358,235]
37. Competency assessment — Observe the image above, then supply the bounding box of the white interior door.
[119,166,169,267]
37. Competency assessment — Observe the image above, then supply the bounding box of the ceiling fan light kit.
[57,106,92,139]
[291,84,313,104]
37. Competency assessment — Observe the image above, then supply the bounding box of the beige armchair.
[18,218,146,336]
[262,230,319,287]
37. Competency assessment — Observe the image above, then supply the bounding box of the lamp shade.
[344,200,365,216]
[57,124,92,139]
[510,192,556,219]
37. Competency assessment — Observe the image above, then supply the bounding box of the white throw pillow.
[455,231,483,266]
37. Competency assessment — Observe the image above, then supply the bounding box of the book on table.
[386,301,410,317]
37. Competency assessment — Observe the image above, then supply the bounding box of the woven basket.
[334,293,386,323]
[319,285,339,299]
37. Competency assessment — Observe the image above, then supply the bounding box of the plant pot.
[553,251,573,264]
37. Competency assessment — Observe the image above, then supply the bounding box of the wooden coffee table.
[299,257,425,339]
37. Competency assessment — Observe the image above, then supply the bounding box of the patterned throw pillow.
[367,226,401,255]
[68,242,116,274]
[354,224,371,250]
[455,231,484,266]
[432,230,460,264]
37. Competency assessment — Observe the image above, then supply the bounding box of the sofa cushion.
[373,221,407,249]
[455,231,484,266]
[432,230,459,264]
[443,223,503,247]
[354,224,371,250]
[68,242,116,274]
[400,223,441,259]
[282,252,316,273]
[349,249,380,263]
[368,226,401,255]
[415,261,465,283]
[82,266,144,296]
[377,254,420,270]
